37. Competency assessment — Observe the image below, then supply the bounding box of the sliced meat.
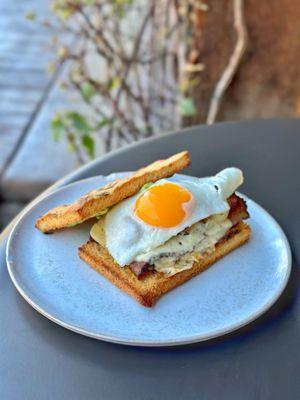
[130,261,153,279]
[227,193,249,225]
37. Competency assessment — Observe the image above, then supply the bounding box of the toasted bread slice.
[78,221,251,307]
[36,151,190,233]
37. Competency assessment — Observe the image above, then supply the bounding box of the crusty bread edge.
[36,151,190,233]
[78,221,251,307]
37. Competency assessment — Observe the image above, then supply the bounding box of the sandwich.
[36,151,190,232]
[36,151,250,307]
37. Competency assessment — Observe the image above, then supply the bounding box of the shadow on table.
[16,252,299,361]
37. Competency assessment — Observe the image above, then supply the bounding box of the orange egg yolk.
[134,182,192,228]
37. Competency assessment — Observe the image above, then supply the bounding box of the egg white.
[104,168,243,266]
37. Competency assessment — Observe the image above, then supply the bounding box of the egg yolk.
[135,182,193,228]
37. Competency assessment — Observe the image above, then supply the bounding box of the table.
[1,119,299,400]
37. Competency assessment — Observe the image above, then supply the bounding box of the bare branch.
[51,0,187,156]
[116,1,155,103]
[79,8,117,59]
[206,0,247,124]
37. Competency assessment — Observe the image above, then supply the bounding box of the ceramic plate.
[6,174,291,346]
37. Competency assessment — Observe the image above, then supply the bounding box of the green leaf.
[47,62,56,74]
[67,142,76,153]
[113,0,134,18]
[82,134,95,158]
[25,11,36,20]
[106,76,121,91]
[82,0,98,5]
[57,46,68,59]
[67,112,92,135]
[96,118,111,129]
[81,81,96,100]
[140,182,154,193]
[114,6,126,19]
[111,76,121,90]
[179,97,197,117]
[94,208,109,219]
[51,5,74,20]
[51,114,65,142]
[70,62,82,84]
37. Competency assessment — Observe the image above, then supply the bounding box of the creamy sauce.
[91,212,232,276]
[135,213,232,276]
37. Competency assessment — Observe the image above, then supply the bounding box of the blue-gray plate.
[6,174,291,346]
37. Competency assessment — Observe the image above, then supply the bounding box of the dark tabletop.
[1,119,299,400]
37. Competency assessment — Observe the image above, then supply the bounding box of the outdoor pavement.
[0,1,79,230]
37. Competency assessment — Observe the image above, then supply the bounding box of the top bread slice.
[36,151,190,233]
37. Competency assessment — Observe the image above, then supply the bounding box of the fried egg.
[101,168,243,266]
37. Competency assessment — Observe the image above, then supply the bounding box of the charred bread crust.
[78,221,251,307]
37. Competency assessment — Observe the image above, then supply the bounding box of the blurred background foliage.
[31,0,208,160]
[1,0,300,229]
[28,0,300,161]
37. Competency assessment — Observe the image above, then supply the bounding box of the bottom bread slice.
[78,221,251,307]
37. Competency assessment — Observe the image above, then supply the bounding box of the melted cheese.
[135,213,232,276]
[90,212,232,276]
[90,218,106,246]
[104,168,243,266]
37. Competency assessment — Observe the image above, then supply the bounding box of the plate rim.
[6,175,292,347]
